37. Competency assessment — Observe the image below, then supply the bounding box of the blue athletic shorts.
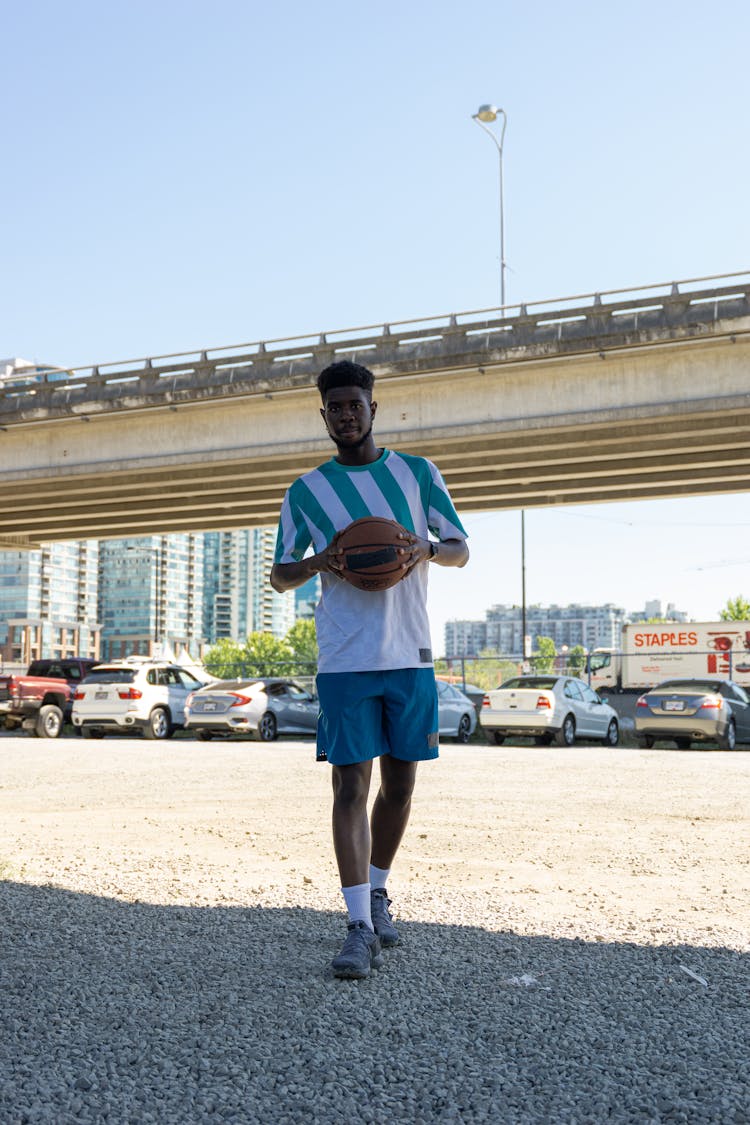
[315,668,439,767]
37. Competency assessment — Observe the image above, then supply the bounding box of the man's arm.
[429,537,469,568]
[270,535,345,592]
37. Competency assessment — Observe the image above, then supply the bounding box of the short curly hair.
[317,360,374,401]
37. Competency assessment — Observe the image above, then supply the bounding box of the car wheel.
[602,719,619,747]
[35,704,64,739]
[555,714,576,747]
[259,712,277,742]
[456,714,472,744]
[718,719,737,751]
[638,735,655,749]
[490,731,505,745]
[144,707,171,740]
[197,730,214,741]
[675,737,691,750]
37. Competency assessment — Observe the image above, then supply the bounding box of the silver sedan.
[185,678,318,741]
[634,678,750,750]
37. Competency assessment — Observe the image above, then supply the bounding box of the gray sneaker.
[371,888,400,947]
[331,921,383,979]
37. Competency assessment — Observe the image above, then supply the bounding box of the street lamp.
[471,103,507,307]
[472,103,526,661]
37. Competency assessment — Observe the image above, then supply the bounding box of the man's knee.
[379,760,417,808]
[332,763,371,809]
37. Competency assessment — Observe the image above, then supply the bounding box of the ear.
[370,399,377,419]
[320,406,327,423]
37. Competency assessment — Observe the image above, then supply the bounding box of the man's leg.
[370,755,418,870]
[330,759,383,979]
[331,759,373,889]
[369,756,418,947]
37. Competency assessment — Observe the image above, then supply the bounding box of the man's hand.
[316,530,346,580]
[396,532,469,576]
[396,531,432,576]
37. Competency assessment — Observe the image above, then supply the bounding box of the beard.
[328,424,373,451]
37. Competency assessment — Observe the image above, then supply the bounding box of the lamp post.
[471,103,507,308]
[472,103,526,663]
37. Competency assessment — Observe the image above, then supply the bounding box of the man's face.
[320,385,377,450]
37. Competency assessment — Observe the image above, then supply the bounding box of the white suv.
[71,660,205,739]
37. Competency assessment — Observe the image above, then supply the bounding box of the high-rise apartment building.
[295,575,321,620]
[0,541,100,663]
[201,528,296,644]
[251,528,295,637]
[98,534,204,659]
[202,530,254,645]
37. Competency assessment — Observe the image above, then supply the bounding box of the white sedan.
[480,675,619,747]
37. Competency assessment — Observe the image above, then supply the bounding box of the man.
[270,359,469,979]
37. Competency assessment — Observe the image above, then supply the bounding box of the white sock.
[341,883,373,930]
[369,864,390,891]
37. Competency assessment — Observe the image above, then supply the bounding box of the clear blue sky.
[3,1,749,652]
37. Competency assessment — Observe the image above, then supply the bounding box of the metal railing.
[2,270,749,421]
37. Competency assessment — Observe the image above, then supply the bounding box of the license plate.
[202,702,217,712]
[664,700,685,711]
[95,691,108,700]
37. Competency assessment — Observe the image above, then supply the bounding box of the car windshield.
[82,669,137,684]
[653,680,723,693]
[500,677,558,690]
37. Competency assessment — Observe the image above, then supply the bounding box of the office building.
[446,602,628,658]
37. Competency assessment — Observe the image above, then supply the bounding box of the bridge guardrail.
[2,270,749,424]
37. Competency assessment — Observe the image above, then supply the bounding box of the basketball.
[336,517,410,592]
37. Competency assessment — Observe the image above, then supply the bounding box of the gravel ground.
[1,736,748,1124]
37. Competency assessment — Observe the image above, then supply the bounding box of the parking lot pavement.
[1,737,748,1122]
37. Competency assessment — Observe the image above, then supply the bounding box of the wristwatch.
[428,541,439,561]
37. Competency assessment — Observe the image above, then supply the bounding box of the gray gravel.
[1,737,748,1123]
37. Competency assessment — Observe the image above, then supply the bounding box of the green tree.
[203,638,246,678]
[534,635,556,673]
[242,631,294,676]
[285,618,318,670]
[436,651,518,691]
[567,644,586,676]
[719,595,750,621]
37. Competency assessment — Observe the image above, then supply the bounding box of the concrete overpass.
[1,272,749,547]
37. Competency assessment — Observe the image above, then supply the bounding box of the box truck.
[588,622,750,692]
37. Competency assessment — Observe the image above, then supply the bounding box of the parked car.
[184,677,319,741]
[480,675,620,747]
[436,679,478,743]
[184,676,479,744]
[0,658,100,738]
[634,678,750,750]
[71,659,205,739]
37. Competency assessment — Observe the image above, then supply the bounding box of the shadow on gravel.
[2,881,747,1124]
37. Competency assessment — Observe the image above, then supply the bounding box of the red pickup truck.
[0,658,100,738]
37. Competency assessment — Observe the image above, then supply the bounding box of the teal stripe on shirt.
[292,479,339,547]
[393,454,432,529]
[372,459,419,531]
[319,464,374,522]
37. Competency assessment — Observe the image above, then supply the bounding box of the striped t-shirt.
[274,449,467,673]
